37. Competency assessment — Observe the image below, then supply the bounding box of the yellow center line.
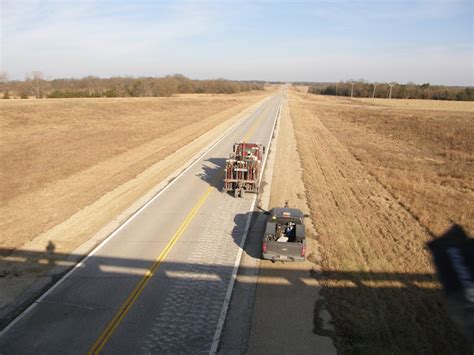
[89,98,271,354]
[89,187,212,354]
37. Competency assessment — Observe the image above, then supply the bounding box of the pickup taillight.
[262,241,267,253]
[301,244,306,257]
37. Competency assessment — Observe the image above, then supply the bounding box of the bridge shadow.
[0,226,472,353]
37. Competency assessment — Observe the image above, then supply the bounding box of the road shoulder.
[219,94,336,354]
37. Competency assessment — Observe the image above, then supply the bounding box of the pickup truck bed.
[262,207,306,262]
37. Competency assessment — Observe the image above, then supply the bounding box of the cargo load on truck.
[223,142,265,198]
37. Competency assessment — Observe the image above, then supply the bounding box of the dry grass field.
[0,92,267,253]
[296,93,473,236]
[289,90,472,352]
[356,97,474,112]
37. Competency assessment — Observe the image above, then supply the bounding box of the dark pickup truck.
[262,207,306,261]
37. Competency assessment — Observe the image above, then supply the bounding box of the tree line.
[307,81,473,101]
[0,72,264,99]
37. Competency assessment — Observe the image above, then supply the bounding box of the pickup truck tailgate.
[264,240,305,261]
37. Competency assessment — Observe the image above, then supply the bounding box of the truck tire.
[234,189,240,198]
[240,189,245,198]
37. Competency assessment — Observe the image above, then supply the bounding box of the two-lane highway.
[0,92,283,354]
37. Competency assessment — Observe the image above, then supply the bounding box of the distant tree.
[0,74,258,99]
[81,75,102,95]
[26,71,46,98]
[177,78,194,93]
[128,80,143,97]
[463,88,472,101]
[103,88,118,97]
[172,73,189,80]
[322,86,336,95]
[0,71,8,83]
[0,72,9,96]
[307,80,473,101]
[3,91,10,99]
[154,77,178,96]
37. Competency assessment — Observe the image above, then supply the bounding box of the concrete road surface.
[0,93,282,354]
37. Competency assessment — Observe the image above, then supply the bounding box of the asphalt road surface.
[0,93,283,354]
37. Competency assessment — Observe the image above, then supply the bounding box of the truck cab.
[262,207,306,261]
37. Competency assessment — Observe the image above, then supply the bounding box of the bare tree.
[0,72,9,98]
[0,71,8,83]
[388,82,396,100]
[26,71,45,98]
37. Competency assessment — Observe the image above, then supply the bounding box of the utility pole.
[388,84,394,101]
[372,84,377,99]
[335,82,338,96]
[351,82,354,98]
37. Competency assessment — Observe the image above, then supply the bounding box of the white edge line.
[209,95,282,354]
[0,95,273,337]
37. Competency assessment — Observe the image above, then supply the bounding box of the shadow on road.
[0,242,470,353]
[1,224,472,353]
[195,157,227,191]
[231,211,265,259]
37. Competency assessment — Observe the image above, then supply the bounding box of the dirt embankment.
[289,91,471,353]
[0,92,267,253]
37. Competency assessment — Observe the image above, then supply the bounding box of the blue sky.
[1,0,473,85]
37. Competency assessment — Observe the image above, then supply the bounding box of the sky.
[1,0,473,85]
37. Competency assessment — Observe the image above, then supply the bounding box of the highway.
[0,92,282,354]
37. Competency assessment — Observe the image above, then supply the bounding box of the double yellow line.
[89,187,213,354]
[89,97,271,354]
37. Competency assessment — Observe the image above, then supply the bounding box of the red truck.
[223,142,265,198]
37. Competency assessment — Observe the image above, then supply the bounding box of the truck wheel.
[240,189,245,198]
[234,189,240,198]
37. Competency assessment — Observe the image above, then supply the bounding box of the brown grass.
[356,97,474,112]
[289,90,471,353]
[0,92,267,251]
[301,93,474,236]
